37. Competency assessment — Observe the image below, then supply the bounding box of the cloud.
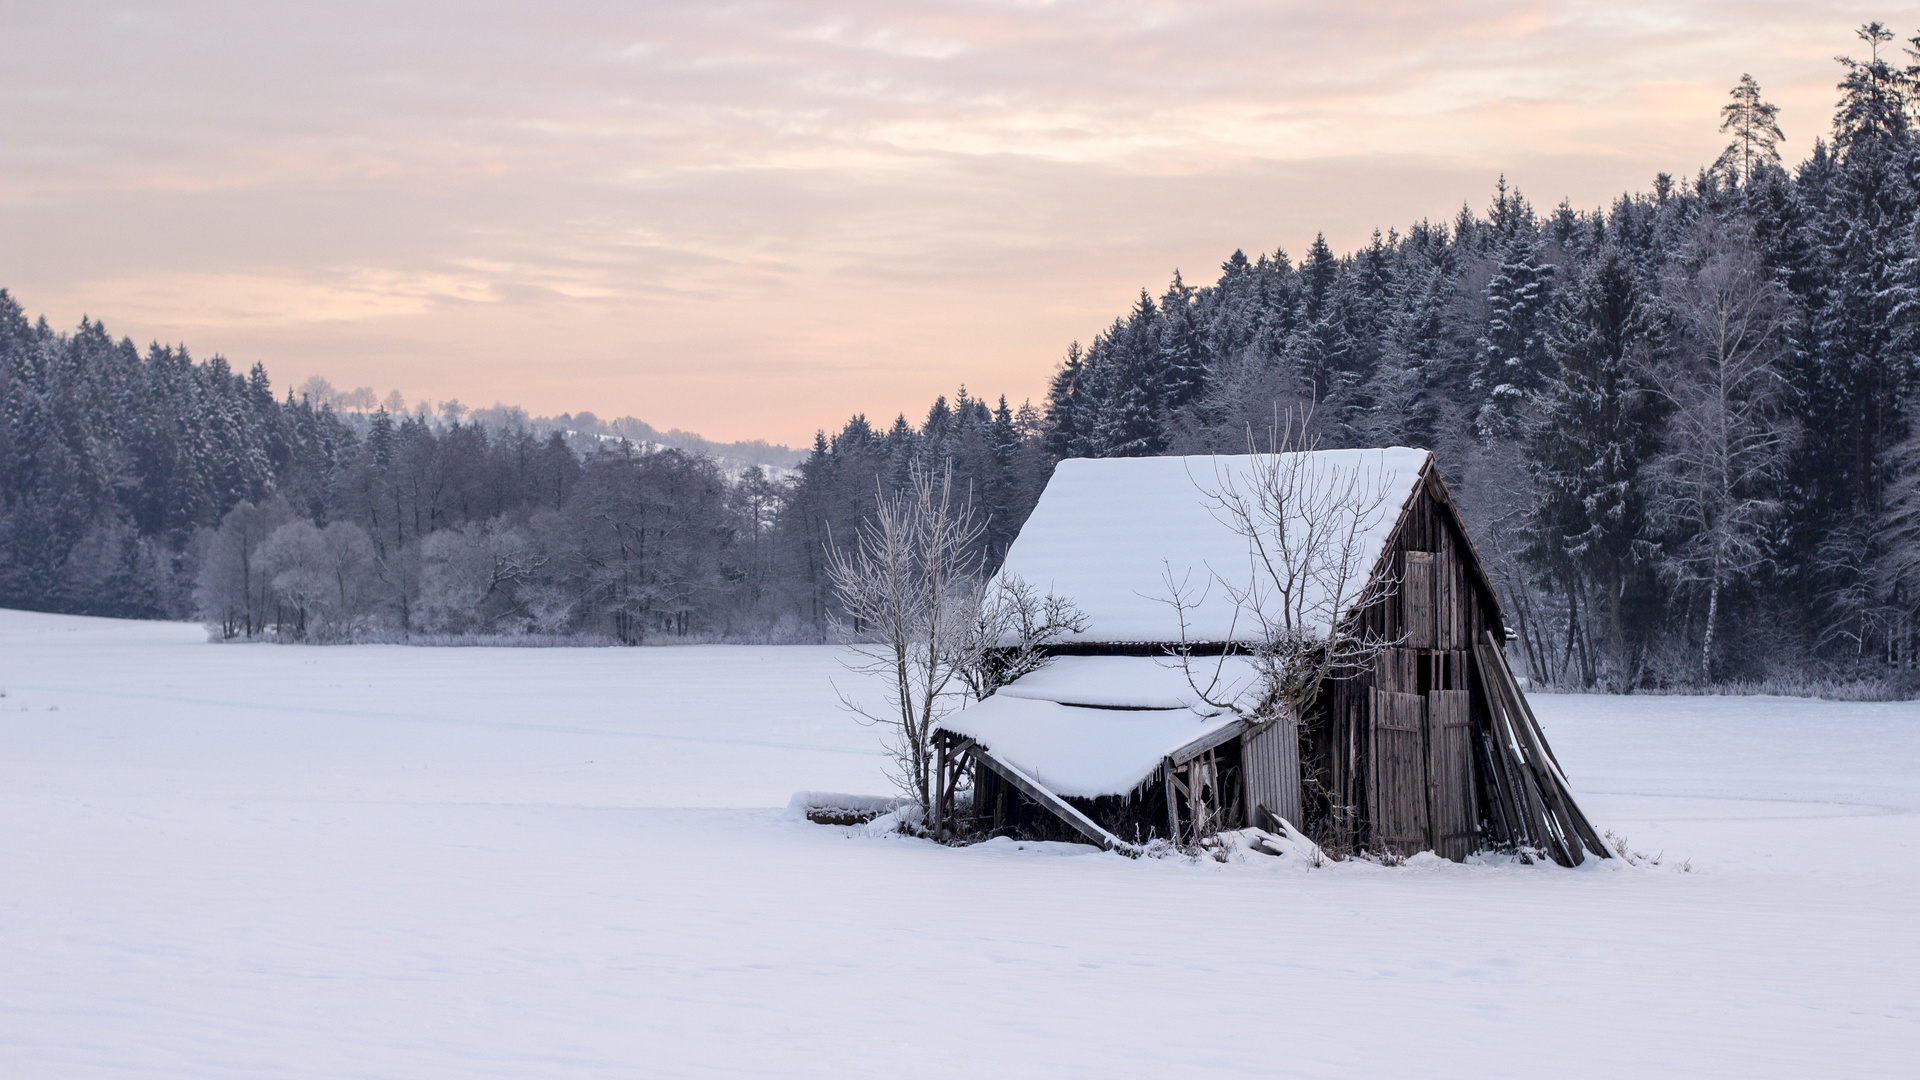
[0,0,1882,442]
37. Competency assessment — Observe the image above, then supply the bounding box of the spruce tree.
[1524,251,1664,686]
[1473,234,1557,438]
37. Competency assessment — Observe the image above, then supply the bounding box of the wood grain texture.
[1368,687,1429,856]
[1425,689,1476,861]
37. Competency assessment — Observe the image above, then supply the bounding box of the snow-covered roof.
[940,697,1236,798]
[939,657,1244,797]
[993,654,1260,710]
[1001,449,1431,644]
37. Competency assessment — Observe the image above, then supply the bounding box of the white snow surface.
[937,694,1239,797]
[991,653,1260,709]
[1000,449,1431,643]
[4,608,1918,1078]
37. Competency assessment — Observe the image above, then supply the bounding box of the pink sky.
[0,2,1891,445]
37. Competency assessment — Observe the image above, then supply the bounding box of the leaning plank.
[1168,718,1250,766]
[1475,634,1602,864]
[1485,641,1578,865]
[1472,639,1572,864]
[970,742,1138,855]
[1471,715,1525,849]
[1480,634,1609,858]
[1480,632,1609,860]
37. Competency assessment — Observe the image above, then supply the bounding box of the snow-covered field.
[2,609,1915,1078]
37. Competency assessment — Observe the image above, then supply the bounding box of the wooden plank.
[1473,636,1579,866]
[1374,647,1417,693]
[1242,717,1301,829]
[968,742,1135,853]
[1365,688,1383,842]
[1403,550,1436,649]
[1369,687,1430,856]
[1471,694,1525,850]
[1481,632,1610,860]
[1425,689,1476,861]
[1168,718,1250,766]
[933,737,947,840]
[1163,758,1180,845]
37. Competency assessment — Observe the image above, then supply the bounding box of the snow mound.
[784,791,910,826]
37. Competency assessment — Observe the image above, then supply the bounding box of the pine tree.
[1714,74,1786,185]
[1833,23,1911,149]
[1157,272,1206,413]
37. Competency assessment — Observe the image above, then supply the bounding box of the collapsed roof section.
[940,656,1253,799]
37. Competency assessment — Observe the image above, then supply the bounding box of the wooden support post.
[933,737,947,841]
[1163,758,1180,846]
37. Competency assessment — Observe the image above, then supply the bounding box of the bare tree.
[957,573,1088,701]
[1649,216,1795,681]
[827,467,988,813]
[297,375,337,408]
[1174,409,1402,727]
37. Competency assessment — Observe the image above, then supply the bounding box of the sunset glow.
[0,1,1880,443]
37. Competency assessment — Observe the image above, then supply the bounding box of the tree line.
[1042,24,1920,690]
[0,300,1043,643]
[5,21,1920,688]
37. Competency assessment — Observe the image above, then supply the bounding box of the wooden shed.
[932,449,1608,865]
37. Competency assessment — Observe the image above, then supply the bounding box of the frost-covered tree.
[827,467,989,814]
[1473,235,1557,438]
[1525,252,1664,687]
[419,521,543,633]
[1648,218,1796,680]
[257,519,377,640]
[195,497,296,639]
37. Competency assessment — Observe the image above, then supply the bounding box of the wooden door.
[1425,689,1476,861]
[1403,551,1436,648]
[1242,717,1301,829]
[1368,688,1429,856]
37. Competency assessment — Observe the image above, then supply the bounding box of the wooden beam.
[1480,632,1609,859]
[1167,718,1250,766]
[933,737,947,841]
[1163,757,1180,846]
[971,743,1138,855]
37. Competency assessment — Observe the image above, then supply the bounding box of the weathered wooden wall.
[967,464,1520,860]
[1321,469,1506,860]
[1242,717,1301,830]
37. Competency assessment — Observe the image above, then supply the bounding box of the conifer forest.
[8,24,1920,692]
